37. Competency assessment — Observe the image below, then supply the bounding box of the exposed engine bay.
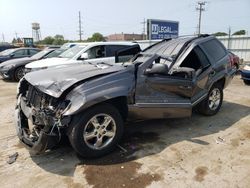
[16,79,71,153]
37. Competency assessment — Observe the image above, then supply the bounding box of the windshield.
[45,49,65,58]
[58,45,86,58]
[0,49,16,56]
[31,49,52,59]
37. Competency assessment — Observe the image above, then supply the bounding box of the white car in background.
[25,42,141,72]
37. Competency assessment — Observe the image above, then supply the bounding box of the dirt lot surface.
[0,76,250,188]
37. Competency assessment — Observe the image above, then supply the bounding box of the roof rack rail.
[141,38,172,52]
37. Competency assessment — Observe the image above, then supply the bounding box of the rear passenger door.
[199,39,229,87]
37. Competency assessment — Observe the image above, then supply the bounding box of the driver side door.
[130,55,195,119]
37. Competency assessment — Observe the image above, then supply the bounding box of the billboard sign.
[147,19,179,40]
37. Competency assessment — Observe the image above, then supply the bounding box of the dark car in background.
[0,48,61,81]
[0,43,17,52]
[0,47,40,63]
[241,64,250,85]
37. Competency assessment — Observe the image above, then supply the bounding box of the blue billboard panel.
[147,19,179,40]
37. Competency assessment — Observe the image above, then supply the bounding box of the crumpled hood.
[0,57,32,68]
[25,57,75,69]
[24,63,125,98]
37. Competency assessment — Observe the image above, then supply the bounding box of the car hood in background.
[24,63,125,98]
[0,57,32,68]
[25,57,75,69]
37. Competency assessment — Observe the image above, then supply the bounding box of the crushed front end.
[15,79,71,154]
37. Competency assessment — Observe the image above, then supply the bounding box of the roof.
[77,41,137,47]
[13,47,40,50]
[143,35,214,57]
[143,37,195,56]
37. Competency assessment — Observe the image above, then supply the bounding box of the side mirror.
[144,63,169,75]
[10,53,14,57]
[79,52,89,60]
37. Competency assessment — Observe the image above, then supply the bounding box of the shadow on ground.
[30,101,250,176]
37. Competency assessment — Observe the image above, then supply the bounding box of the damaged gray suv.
[15,35,235,158]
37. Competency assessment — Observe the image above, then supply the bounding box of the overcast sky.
[0,0,249,42]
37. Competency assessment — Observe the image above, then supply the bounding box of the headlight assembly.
[63,91,86,116]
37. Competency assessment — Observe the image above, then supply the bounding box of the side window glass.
[194,47,210,68]
[201,39,226,62]
[86,46,105,59]
[106,45,130,57]
[115,45,141,63]
[29,49,38,56]
[13,50,25,57]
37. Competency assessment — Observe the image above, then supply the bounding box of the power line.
[78,11,83,41]
[196,1,206,35]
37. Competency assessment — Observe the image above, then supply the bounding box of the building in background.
[107,33,146,41]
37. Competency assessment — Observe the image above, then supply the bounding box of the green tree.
[53,35,65,45]
[232,30,246,36]
[213,32,228,37]
[41,36,54,45]
[87,33,105,42]
[12,38,17,44]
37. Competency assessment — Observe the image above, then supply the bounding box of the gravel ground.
[0,75,250,188]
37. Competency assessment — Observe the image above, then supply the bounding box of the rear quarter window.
[201,39,227,62]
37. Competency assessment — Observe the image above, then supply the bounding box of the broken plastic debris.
[215,136,225,144]
[7,152,18,164]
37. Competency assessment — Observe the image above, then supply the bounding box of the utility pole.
[15,31,18,39]
[228,26,231,50]
[78,11,83,41]
[141,18,146,40]
[2,33,5,42]
[196,1,206,35]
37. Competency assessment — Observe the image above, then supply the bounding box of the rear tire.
[197,84,223,116]
[68,104,124,158]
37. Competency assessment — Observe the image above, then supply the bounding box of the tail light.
[228,54,234,68]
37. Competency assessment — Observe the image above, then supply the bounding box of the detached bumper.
[15,96,59,154]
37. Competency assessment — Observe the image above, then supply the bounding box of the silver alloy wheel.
[83,113,116,150]
[16,67,25,80]
[208,88,221,111]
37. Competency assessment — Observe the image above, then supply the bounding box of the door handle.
[209,70,216,77]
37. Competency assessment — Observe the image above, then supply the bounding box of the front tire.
[14,66,25,81]
[197,84,223,116]
[243,80,250,85]
[68,104,124,158]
